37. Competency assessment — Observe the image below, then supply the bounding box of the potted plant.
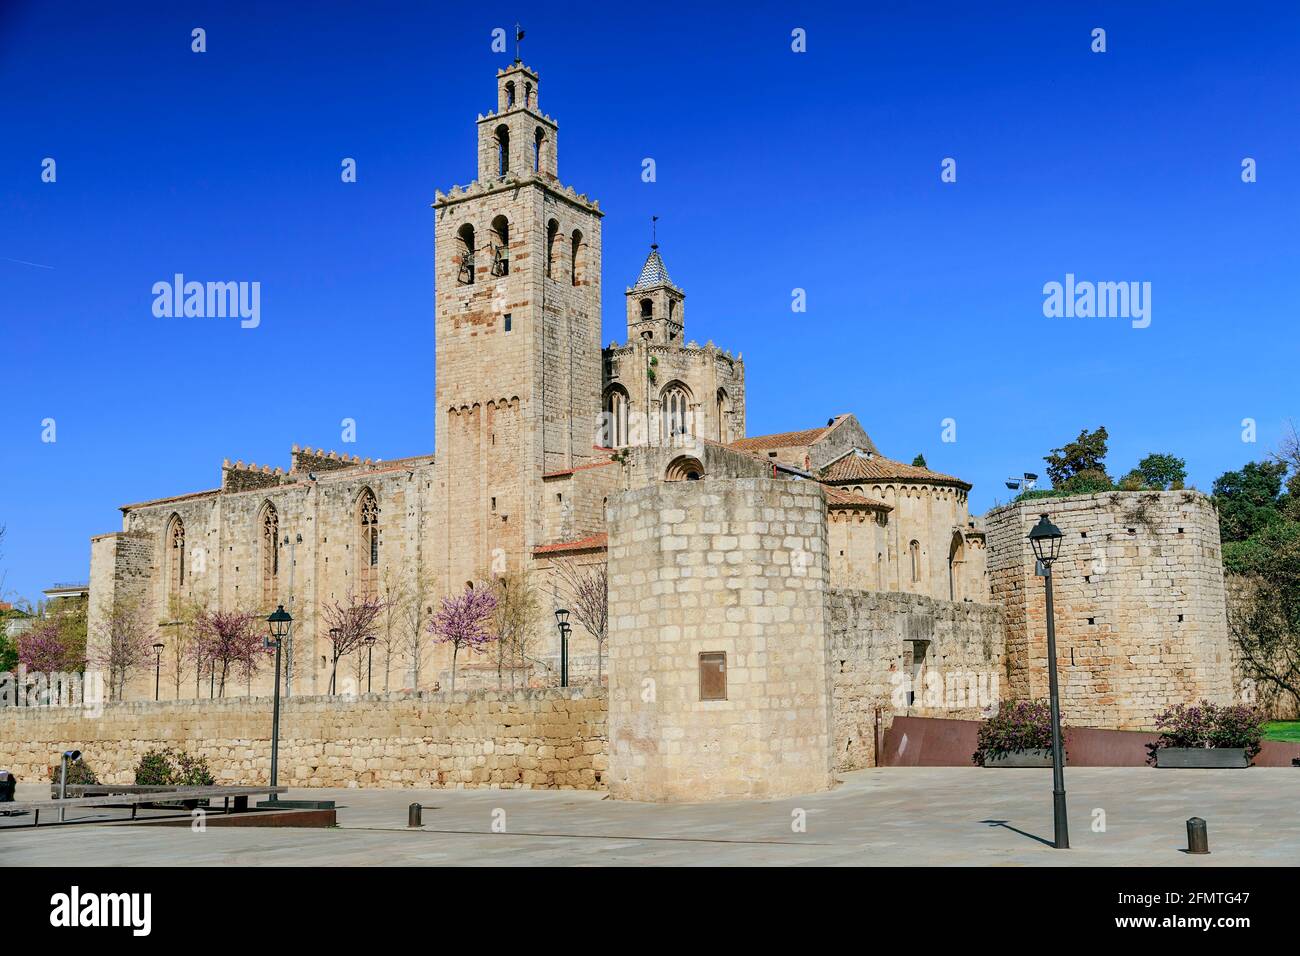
[973,699,1066,768]
[1148,701,1264,768]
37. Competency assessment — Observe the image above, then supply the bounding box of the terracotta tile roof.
[819,452,971,490]
[533,533,608,555]
[821,485,892,512]
[729,425,832,453]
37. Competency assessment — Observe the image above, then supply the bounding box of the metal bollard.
[1186,817,1210,854]
[408,803,422,828]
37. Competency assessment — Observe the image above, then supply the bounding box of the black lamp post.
[554,608,570,687]
[364,635,376,694]
[266,604,292,804]
[152,642,165,701]
[1029,513,1068,850]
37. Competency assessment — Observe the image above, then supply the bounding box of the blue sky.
[1,1,1297,605]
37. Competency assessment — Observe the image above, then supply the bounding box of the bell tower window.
[505,81,516,108]
[456,224,476,285]
[534,127,545,172]
[640,298,653,319]
[571,230,584,287]
[490,216,510,276]
[546,219,559,278]
[494,125,510,177]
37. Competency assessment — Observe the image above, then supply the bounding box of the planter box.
[983,749,1061,768]
[1156,747,1250,769]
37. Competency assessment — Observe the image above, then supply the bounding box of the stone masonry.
[985,491,1234,729]
[605,478,835,802]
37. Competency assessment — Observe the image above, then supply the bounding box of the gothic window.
[260,502,279,608]
[490,216,510,276]
[165,514,185,600]
[457,224,475,285]
[716,388,730,443]
[494,125,510,177]
[570,229,584,287]
[603,386,629,448]
[358,489,380,599]
[639,298,653,318]
[505,81,516,108]
[534,127,546,172]
[910,540,922,584]
[546,219,559,278]
[661,382,693,440]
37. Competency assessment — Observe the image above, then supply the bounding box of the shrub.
[134,747,216,787]
[47,759,98,786]
[972,699,1061,766]
[1146,701,1266,764]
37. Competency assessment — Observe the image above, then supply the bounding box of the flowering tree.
[552,558,609,683]
[428,584,497,692]
[321,592,385,694]
[17,620,84,674]
[92,599,156,701]
[193,610,265,698]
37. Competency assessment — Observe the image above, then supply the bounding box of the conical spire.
[634,245,672,289]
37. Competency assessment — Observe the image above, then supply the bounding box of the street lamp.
[364,635,376,694]
[152,642,165,701]
[266,604,292,804]
[1029,513,1068,850]
[554,608,570,688]
[329,628,341,695]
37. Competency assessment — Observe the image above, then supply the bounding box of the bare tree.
[492,571,540,688]
[552,557,609,684]
[92,597,156,701]
[378,565,411,692]
[396,572,434,690]
[321,592,385,694]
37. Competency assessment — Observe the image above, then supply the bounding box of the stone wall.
[828,589,1004,771]
[986,491,1234,729]
[605,478,834,802]
[0,687,606,790]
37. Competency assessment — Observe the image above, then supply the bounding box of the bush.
[1146,701,1266,764]
[972,699,1062,766]
[134,747,216,787]
[47,759,98,786]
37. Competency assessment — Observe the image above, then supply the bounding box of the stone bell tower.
[433,61,604,583]
[625,244,685,345]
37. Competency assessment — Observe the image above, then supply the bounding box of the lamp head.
[1028,513,1063,564]
[554,608,569,627]
[267,604,292,641]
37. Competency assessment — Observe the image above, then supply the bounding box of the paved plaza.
[4,767,1297,866]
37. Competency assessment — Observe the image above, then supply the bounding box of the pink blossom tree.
[193,610,266,697]
[17,620,84,674]
[428,584,498,692]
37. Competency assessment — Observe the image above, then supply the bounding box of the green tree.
[911,453,927,468]
[1120,452,1187,491]
[1044,426,1111,492]
[1212,460,1287,543]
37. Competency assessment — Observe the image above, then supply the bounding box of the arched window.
[524,82,533,107]
[490,216,510,277]
[639,298,653,318]
[260,502,279,608]
[716,388,730,443]
[665,456,705,481]
[661,382,693,440]
[669,299,677,323]
[534,127,546,171]
[603,386,629,448]
[165,514,186,600]
[948,532,965,602]
[545,219,559,278]
[570,229,584,287]
[494,124,510,177]
[457,223,475,285]
[504,81,516,108]
[909,540,922,584]
[358,489,380,599]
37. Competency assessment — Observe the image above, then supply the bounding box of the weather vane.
[514,23,525,63]
[651,215,659,248]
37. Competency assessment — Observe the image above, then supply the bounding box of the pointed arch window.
[260,502,279,608]
[661,382,693,440]
[545,219,559,278]
[358,490,380,599]
[716,388,730,443]
[534,127,546,172]
[504,81,516,108]
[166,515,186,600]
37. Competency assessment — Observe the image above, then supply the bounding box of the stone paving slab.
[2,767,1296,866]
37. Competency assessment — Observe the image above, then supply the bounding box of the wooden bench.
[1,786,287,827]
